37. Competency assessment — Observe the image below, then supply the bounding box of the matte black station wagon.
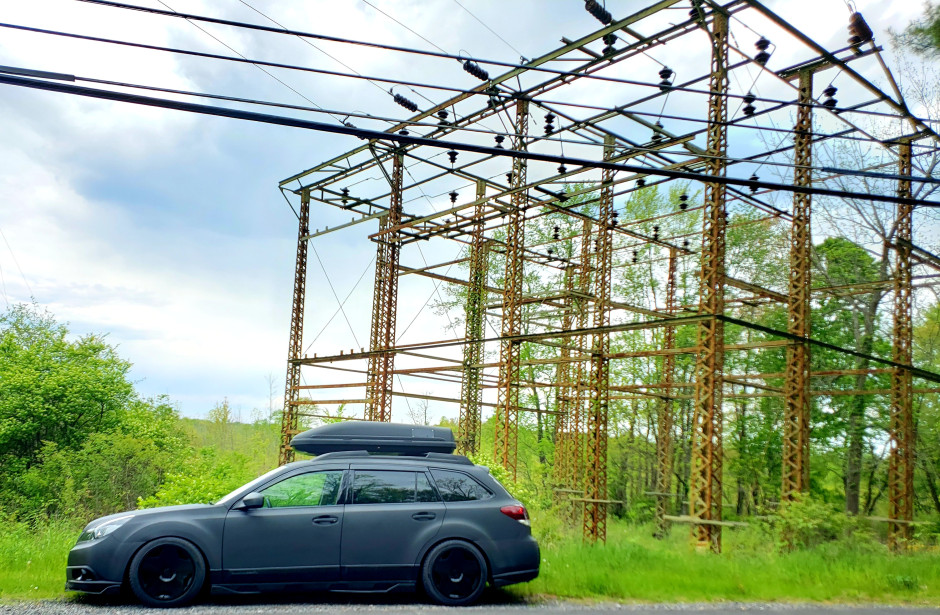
[65,422,539,607]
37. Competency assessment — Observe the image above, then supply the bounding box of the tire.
[421,539,488,606]
[128,537,206,608]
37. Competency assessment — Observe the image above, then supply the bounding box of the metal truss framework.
[278,190,310,465]
[457,180,490,456]
[654,247,679,539]
[781,69,814,500]
[888,140,914,549]
[277,0,940,547]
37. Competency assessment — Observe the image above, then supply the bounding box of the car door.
[341,468,444,582]
[222,467,346,585]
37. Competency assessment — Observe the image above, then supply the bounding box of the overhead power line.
[0,71,936,209]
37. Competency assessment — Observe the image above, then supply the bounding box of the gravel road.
[2,596,939,615]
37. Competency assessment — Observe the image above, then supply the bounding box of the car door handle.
[412,512,436,521]
[312,515,339,525]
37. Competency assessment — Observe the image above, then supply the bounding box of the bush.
[770,495,874,551]
[138,447,261,508]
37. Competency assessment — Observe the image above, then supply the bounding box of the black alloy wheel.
[128,537,206,607]
[421,540,487,606]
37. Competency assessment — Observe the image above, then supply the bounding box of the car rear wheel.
[128,537,206,607]
[421,539,487,606]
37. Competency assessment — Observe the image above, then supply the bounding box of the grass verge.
[514,516,940,604]
[1,516,938,604]
[0,520,77,601]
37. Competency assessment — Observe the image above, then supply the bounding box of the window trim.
[428,468,494,503]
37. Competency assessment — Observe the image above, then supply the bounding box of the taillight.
[500,505,530,526]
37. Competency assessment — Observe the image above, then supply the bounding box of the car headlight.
[77,514,135,543]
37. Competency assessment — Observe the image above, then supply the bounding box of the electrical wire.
[0,227,34,301]
[2,65,937,203]
[155,0,342,124]
[311,244,361,348]
[306,253,377,353]
[451,0,526,60]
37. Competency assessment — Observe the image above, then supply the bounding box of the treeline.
[0,304,280,524]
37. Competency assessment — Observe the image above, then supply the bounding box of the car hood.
[84,504,215,530]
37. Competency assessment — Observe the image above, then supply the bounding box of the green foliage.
[770,496,875,551]
[0,304,135,476]
[138,447,260,508]
[6,397,187,522]
[897,2,940,55]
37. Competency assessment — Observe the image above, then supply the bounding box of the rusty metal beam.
[279,189,310,466]
[365,151,404,422]
[782,69,814,501]
[584,134,616,544]
[655,247,679,539]
[689,11,728,553]
[458,179,489,456]
[888,139,915,549]
[494,100,529,478]
[554,265,577,495]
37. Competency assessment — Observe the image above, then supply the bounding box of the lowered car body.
[66,423,539,607]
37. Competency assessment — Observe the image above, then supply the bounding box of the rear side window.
[352,470,441,504]
[430,469,493,502]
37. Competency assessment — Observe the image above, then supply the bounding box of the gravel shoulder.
[2,595,940,615]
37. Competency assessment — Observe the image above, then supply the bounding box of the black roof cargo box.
[290,421,456,456]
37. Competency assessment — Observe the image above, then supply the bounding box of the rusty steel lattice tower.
[457,179,490,456]
[888,140,914,548]
[689,10,729,552]
[494,99,529,479]
[781,69,814,500]
[583,135,617,542]
[654,247,679,539]
[365,151,405,422]
[278,189,310,465]
[274,0,940,548]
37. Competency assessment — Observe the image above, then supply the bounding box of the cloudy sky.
[0,0,928,421]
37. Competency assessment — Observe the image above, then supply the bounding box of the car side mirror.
[237,492,265,510]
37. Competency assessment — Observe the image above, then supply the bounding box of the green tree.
[0,304,135,476]
[897,3,940,54]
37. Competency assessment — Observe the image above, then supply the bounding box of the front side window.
[430,469,493,502]
[353,470,440,504]
[260,470,344,508]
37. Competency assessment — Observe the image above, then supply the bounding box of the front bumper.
[65,565,122,595]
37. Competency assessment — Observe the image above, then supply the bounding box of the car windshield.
[214,466,288,506]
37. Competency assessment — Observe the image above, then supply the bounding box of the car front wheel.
[128,537,206,607]
[421,539,488,606]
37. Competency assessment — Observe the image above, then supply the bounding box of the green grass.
[0,521,78,601]
[514,517,940,604]
[2,516,938,604]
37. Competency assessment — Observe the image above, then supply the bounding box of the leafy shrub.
[138,447,260,508]
[771,495,873,550]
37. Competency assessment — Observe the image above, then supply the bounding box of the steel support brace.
[553,265,577,491]
[690,11,728,553]
[366,151,404,422]
[458,180,490,455]
[279,189,310,465]
[888,140,914,548]
[569,216,594,521]
[495,99,529,478]
[782,69,814,500]
[583,134,617,543]
[654,247,679,539]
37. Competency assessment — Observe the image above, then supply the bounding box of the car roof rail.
[309,450,473,465]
